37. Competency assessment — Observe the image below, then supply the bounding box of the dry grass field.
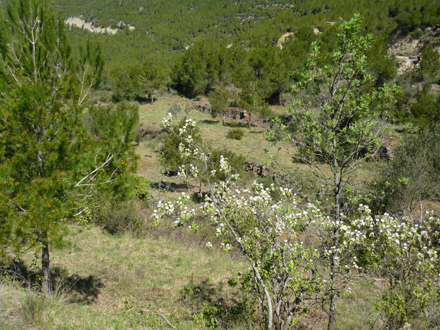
[1,225,248,329]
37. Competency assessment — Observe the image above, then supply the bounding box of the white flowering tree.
[157,115,321,328]
[154,116,379,328]
[155,115,440,329]
[362,210,440,328]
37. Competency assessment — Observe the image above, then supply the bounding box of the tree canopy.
[0,0,138,293]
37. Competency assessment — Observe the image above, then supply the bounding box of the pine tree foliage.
[0,0,138,293]
[208,87,230,126]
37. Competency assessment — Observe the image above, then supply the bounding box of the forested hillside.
[2,0,440,329]
[54,0,440,124]
[55,0,440,59]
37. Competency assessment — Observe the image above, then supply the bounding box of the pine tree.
[208,87,230,126]
[140,56,168,104]
[0,0,138,294]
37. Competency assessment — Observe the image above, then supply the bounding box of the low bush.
[371,126,440,217]
[207,147,246,182]
[95,201,145,235]
[78,200,145,236]
[226,128,244,140]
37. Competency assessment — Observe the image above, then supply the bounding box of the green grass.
[0,225,246,329]
[136,96,314,186]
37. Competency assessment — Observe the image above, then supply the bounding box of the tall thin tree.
[0,0,138,294]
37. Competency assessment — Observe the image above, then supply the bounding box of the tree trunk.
[221,113,225,126]
[327,140,339,330]
[41,240,52,295]
[248,111,252,129]
[327,181,340,330]
[327,294,337,330]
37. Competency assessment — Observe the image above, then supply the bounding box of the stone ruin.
[193,103,247,120]
[244,161,290,183]
[193,103,211,114]
[224,107,247,120]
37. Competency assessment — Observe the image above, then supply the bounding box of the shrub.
[92,200,145,236]
[258,102,274,121]
[207,148,246,182]
[413,29,424,39]
[372,126,440,217]
[159,117,203,175]
[226,128,244,140]
[410,92,440,130]
[208,87,230,125]
[77,197,146,236]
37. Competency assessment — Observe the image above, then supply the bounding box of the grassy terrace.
[136,96,379,200]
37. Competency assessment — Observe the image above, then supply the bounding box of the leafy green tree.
[171,39,226,98]
[419,44,440,85]
[140,56,168,104]
[239,85,262,129]
[208,87,230,125]
[109,64,142,102]
[234,46,290,106]
[395,10,424,31]
[0,0,138,294]
[410,92,440,130]
[268,15,399,330]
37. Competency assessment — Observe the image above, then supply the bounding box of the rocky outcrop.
[374,145,393,161]
[245,161,294,184]
[387,28,440,73]
[65,16,135,35]
[245,161,276,179]
[395,55,421,72]
[116,21,135,30]
[193,104,247,120]
[364,144,394,162]
[276,32,294,50]
[65,17,118,34]
[430,84,440,94]
[387,30,426,73]
[387,30,425,57]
